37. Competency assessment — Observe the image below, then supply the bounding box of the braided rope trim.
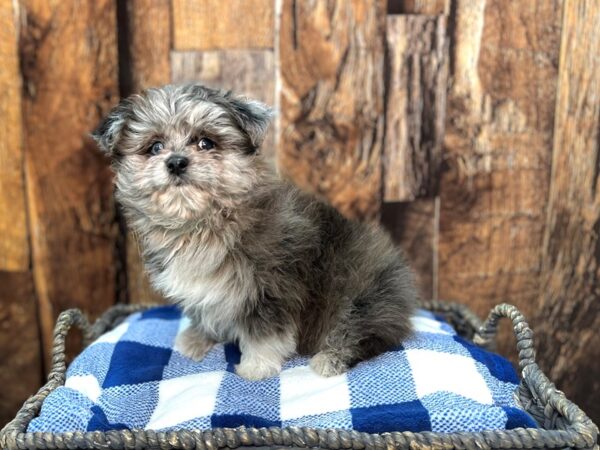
[1,302,597,450]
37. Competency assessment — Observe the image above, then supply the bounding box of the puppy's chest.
[147,238,254,339]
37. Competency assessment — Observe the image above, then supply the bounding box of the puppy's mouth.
[147,180,211,222]
[170,176,191,187]
[167,172,201,188]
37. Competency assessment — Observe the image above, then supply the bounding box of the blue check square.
[103,341,172,388]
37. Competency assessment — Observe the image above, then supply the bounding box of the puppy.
[92,84,418,380]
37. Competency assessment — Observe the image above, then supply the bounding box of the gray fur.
[93,84,418,380]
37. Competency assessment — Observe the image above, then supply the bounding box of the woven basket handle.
[1,309,92,436]
[473,303,536,370]
[474,305,599,443]
[1,304,151,439]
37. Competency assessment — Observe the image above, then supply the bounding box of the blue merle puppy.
[92,84,418,380]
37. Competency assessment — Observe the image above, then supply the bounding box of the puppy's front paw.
[310,351,348,377]
[235,361,280,381]
[175,327,214,361]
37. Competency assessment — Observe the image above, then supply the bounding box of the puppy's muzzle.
[166,155,189,176]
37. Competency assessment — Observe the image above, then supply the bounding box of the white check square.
[65,374,102,402]
[146,371,225,429]
[411,315,453,335]
[91,322,129,345]
[280,365,351,420]
[406,349,493,404]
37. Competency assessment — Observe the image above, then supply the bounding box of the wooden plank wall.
[0,0,598,425]
[0,1,42,420]
[381,1,448,299]
[21,0,120,368]
[278,0,386,221]
[439,0,563,356]
[535,0,600,422]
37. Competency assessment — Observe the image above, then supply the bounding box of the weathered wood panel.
[382,13,446,302]
[20,0,120,361]
[0,0,28,272]
[381,200,437,300]
[172,0,274,51]
[536,0,600,424]
[119,0,171,94]
[279,0,386,221]
[0,0,43,425]
[438,0,562,355]
[119,0,172,305]
[171,50,276,160]
[384,15,447,201]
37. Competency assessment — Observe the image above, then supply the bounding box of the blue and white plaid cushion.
[28,306,536,433]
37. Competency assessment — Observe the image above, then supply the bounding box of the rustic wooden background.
[1,0,599,426]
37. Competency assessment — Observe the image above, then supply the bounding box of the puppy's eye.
[198,137,215,150]
[148,141,164,156]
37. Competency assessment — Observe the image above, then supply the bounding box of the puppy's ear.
[227,96,273,151]
[91,99,132,155]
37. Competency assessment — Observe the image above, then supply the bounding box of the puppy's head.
[92,84,272,227]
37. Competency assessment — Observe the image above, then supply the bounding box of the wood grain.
[20,0,120,362]
[536,0,600,424]
[0,0,42,425]
[119,0,172,305]
[438,0,562,355]
[120,0,171,93]
[278,0,386,221]
[381,200,437,300]
[0,0,28,271]
[172,50,276,160]
[384,15,447,201]
[172,0,274,51]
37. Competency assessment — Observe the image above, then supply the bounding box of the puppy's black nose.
[166,155,189,175]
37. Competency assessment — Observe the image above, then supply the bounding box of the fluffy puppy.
[92,84,418,380]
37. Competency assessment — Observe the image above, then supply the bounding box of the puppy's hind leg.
[310,328,390,377]
[309,317,362,377]
[311,262,416,377]
[310,298,409,377]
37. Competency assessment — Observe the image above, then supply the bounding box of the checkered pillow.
[28,306,536,433]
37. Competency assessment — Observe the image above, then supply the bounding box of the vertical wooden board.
[0,272,42,425]
[20,0,120,360]
[120,0,172,305]
[536,0,600,423]
[172,0,274,51]
[121,0,172,92]
[381,200,436,300]
[438,0,562,355]
[278,0,386,221]
[171,50,276,160]
[384,15,447,201]
[0,0,42,423]
[0,0,28,271]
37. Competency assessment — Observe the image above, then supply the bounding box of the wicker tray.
[1,302,597,450]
